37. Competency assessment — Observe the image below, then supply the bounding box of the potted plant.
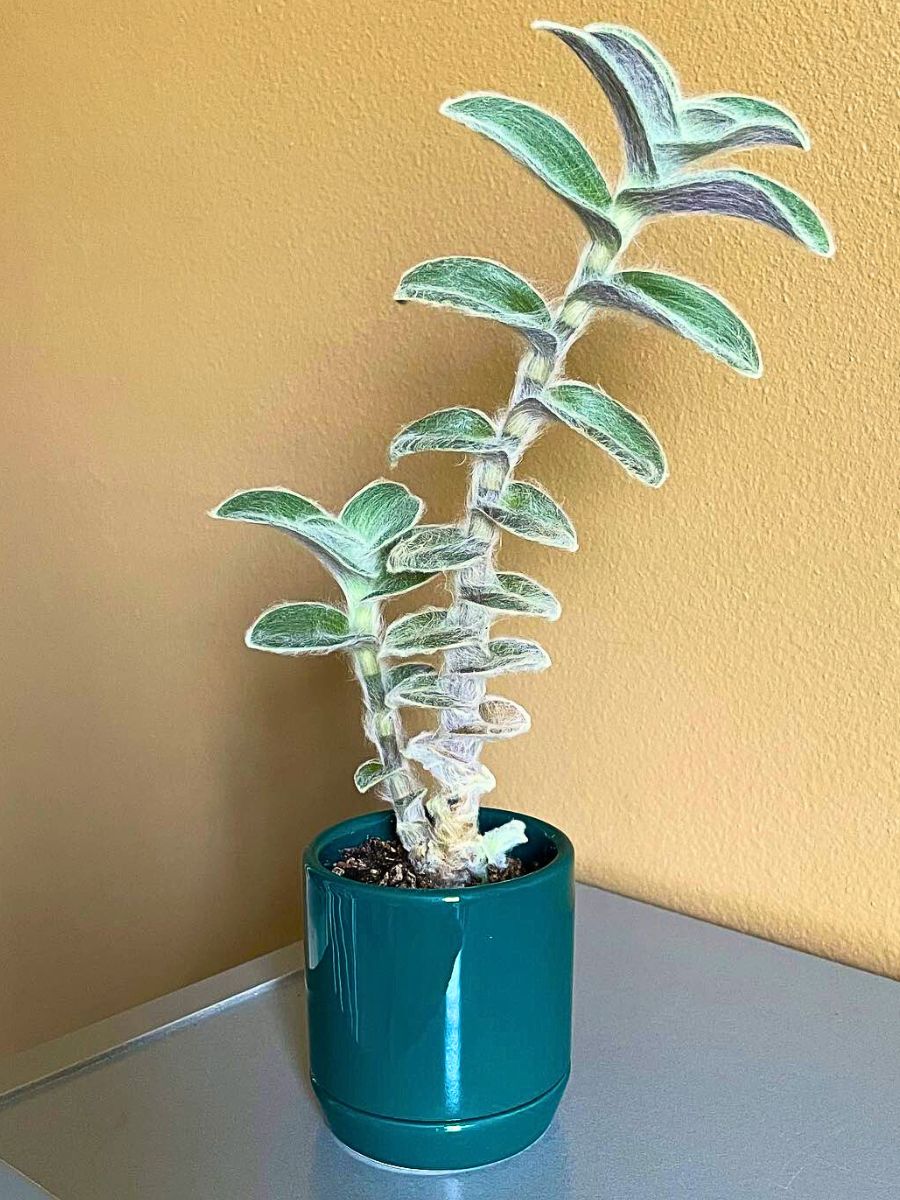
[212,20,831,1171]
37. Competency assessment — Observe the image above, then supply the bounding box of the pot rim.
[304,806,574,901]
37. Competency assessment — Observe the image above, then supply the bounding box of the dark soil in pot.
[329,835,529,888]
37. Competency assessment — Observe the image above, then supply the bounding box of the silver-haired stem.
[347,605,433,859]
[427,238,622,874]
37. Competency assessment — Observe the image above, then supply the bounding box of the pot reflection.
[305,1119,576,1198]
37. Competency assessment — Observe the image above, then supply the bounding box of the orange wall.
[2,0,897,1055]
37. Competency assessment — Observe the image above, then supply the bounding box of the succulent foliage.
[214,21,831,884]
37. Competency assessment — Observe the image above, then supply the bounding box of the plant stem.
[347,602,432,860]
[431,239,622,868]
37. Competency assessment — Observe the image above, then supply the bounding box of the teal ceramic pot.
[303,807,575,1171]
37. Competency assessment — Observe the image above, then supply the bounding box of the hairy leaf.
[213,487,324,525]
[456,637,550,677]
[677,103,735,137]
[698,93,808,139]
[360,568,436,602]
[386,671,459,710]
[339,481,435,600]
[532,381,667,486]
[441,92,621,250]
[382,607,479,657]
[395,257,556,354]
[663,95,807,170]
[478,481,577,550]
[451,696,531,740]
[463,571,562,620]
[535,22,678,180]
[390,407,510,462]
[403,732,497,794]
[387,524,490,573]
[354,759,398,794]
[246,602,370,655]
[660,123,806,169]
[593,24,681,101]
[617,169,833,256]
[339,480,424,550]
[383,661,437,692]
[573,270,760,376]
[211,488,376,577]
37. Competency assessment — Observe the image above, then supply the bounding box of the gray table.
[1,884,898,1199]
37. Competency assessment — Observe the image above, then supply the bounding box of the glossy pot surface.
[303,807,574,1169]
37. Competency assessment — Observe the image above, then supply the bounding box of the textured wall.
[2,0,897,1055]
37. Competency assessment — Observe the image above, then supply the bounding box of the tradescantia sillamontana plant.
[212,21,832,886]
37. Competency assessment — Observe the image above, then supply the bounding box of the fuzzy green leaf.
[699,94,807,139]
[386,672,459,710]
[387,524,490,573]
[395,257,556,354]
[456,637,550,677]
[383,662,437,692]
[390,407,510,461]
[660,124,806,169]
[246,602,369,655]
[463,571,562,620]
[381,607,479,658]
[441,92,621,250]
[211,488,376,578]
[573,270,760,376]
[359,569,436,602]
[662,94,808,169]
[533,381,667,487]
[617,169,833,256]
[354,759,399,794]
[339,480,424,550]
[478,481,577,550]
[676,103,735,137]
[213,488,324,525]
[535,22,679,180]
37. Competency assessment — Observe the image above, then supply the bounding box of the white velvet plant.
[213,21,832,886]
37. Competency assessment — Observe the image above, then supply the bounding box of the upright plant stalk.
[346,602,432,859]
[216,21,832,888]
[209,479,440,861]
[430,242,618,868]
[389,22,830,884]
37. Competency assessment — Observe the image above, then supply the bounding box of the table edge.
[0,942,305,1106]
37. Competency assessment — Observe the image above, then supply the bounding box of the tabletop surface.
[1,883,898,1199]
